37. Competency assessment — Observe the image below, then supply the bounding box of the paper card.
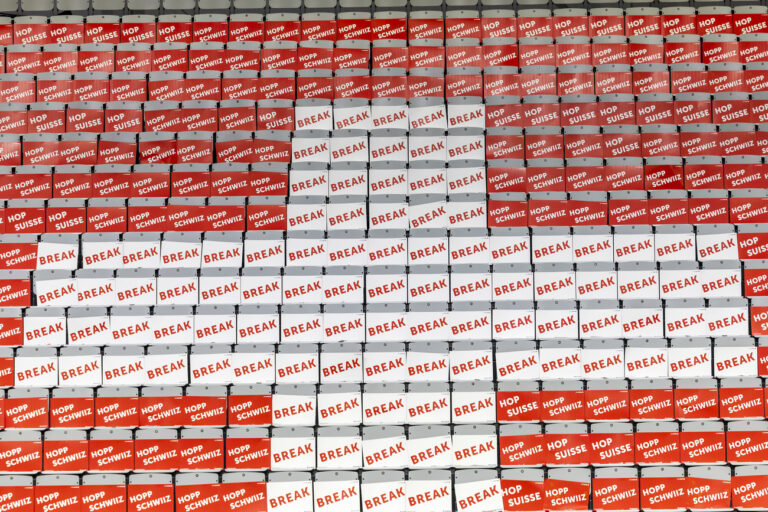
[406,348,449,382]
[0,313,21,346]
[540,389,584,421]
[178,437,224,471]
[188,352,233,384]
[545,431,590,466]
[89,437,135,471]
[409,200,447,229]
[450,348,493,381]
[640,477,686,510]
[407,273,449,303]
[581,348,624,379]
[408,104,446,131]
[318,391,361,426]
[452,391,496,424]
[194,313,237,344]
[449,73,485,99]
[536,308,578,339]
[624,346,668,378]
[499,431,545,465]
[614,233,654,262]
[59,352,101,387]
[362,480,406,512]
[695,231,738,262]
[144,352,187,386]
[501,479,544,512]
[680,429,724,464]
[0,277,30,307]
[240,274,282,305]
[134,438,178,471]
[44,439,89,472]
[721,385,764,419]
[33,485,78,512]
[35,276,77,306]
[281,312,323,343]
[272,389,315,427]
[316,434,362,470]
[496,348,539,380]
[539,347,582,380]
[267,480,313,512]
[67,314,112,345]
[714,345,757,377]
[114,275,157,307]
[365,312,408,342]
[156,275,198,305]
[35,242,78,271]
[362,391,407,426]
[733,474,768,509]
[635,430,680,465]
[229,349,275,385]
[175,483,221,512]
[659,268,701,299]
[485,104,522,128]
[585,388,628,421]
[407,434,452,469]
[534,271,575,301]
[665,307,709,337]
[496,389,541,422]
[324,312,365,342]
[287,203,327,231]
[363,349,406,382]
[329,169,366,196]
[50,397,95,428]
[276,351,319,384]
[447,135,484,160]
[408,136,446,162]
[285,237,325,267]
[243,238,284,267]
[151,315,194,345]
[331,136,368,163]
[454,436,498,469]
[629,387,673,420]
[5,394,48,428]
[295,105,333,131]
[364,435,407,473]
[368,136,408,163]
[76,276,116,306]
[313,480,361,512]
[94,394,139,428]
[80,241,122,270]
[407,389,450,423]
[668,347,711,378]
[102,353,145,386]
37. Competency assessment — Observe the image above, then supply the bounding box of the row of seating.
[7,380,768,423]
[14,265,748,301]
[1,470,760,512]
[1,343,767,385]
[0,165,766,196]
[0,227,760,268]
[8,101,768,132]
[11,101,768,133]
[4,470,768,512]
[5,69,768,100]
[3,425,768,470]
[6,39,768,71]
[9,130,768,163]
[2,11,767,43]
[2,194,767,231]
[0,296,754,338]
[3,0,764,13]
